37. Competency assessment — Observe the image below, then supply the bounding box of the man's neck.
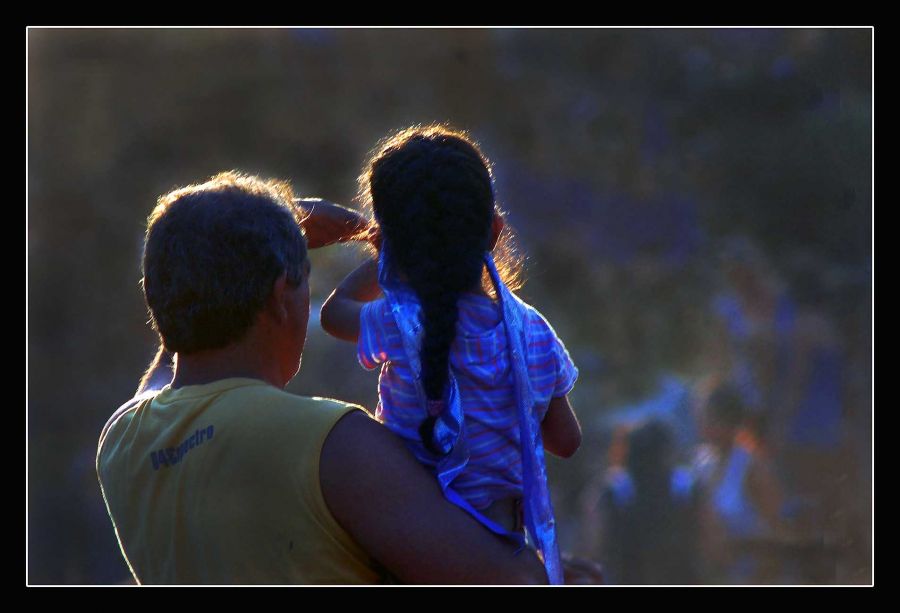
[171,341,286,390]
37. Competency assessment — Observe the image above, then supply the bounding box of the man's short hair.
[142,171,307,354]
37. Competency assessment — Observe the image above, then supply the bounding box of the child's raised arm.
[541,395,582,458]
[320,258,381,343]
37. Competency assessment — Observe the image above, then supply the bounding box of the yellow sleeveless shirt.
[97,378,382,584]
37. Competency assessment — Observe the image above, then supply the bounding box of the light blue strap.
[484,253,563,584]
[443,486,526,550]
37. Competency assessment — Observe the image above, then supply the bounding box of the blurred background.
[27,27,872,585]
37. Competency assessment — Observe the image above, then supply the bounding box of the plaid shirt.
[358,291,578,510]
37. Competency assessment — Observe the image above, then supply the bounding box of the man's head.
[142,172,309,371]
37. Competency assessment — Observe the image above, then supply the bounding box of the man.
[96,171,548,584]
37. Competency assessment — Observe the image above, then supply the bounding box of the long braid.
[368,127,494,454]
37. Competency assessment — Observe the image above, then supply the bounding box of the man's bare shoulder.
[321,409,414,475]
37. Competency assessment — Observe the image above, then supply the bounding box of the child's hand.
[364,224,383,252]
[294,198,371,249]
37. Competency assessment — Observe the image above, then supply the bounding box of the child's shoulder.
[359,297,400,341]
[514,297,564,340]
[359,298,389,325]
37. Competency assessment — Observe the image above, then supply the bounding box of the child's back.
[359,286,578,512]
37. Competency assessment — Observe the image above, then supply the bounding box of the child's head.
[359,125,522,291]
[365,124,496,296]
[359,124,521,450]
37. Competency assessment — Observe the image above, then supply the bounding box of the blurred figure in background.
[702,236,797,453]
[774,251,852,580]
[701,240,853,581]
[693,384,784,583]
[780,253,845,461]
[600,420,704,584]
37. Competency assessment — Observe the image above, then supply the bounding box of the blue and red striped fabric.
[358,290,578,511]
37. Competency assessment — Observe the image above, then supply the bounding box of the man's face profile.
[283,257,312,383]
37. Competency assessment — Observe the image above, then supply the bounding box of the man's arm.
[319,411,547,584]
[294,198,371,249]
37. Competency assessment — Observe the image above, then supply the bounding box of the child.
[320,125,582,583]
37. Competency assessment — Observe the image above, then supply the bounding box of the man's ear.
[489,211,505,251]
[265,272,290,323]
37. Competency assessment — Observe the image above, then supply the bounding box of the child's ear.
[489,211,505,250]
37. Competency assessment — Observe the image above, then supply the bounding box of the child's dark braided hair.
[360,125,521,454]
